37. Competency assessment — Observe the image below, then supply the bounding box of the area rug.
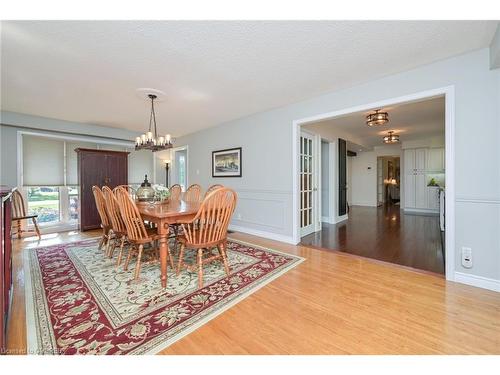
[24,238,304,355]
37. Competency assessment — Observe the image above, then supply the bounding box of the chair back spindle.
[182,188,237,246]
[184,184,202,202]
[92,186,110,228]
[11,190,27,219]
[102,186,127,234]
[115,187,149,242]
[169,184,182,201]
[205,184,223,198]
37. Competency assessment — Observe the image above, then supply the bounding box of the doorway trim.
[292,86,455,281]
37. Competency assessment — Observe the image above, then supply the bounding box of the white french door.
[377,157,384,206]
[300,131,318,237]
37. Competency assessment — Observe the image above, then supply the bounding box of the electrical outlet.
[461,247,473,268]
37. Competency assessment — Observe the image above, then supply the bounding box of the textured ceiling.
[1,21,497,137]
[304,96,445,149]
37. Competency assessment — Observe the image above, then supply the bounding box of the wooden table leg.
[158,224,169,288]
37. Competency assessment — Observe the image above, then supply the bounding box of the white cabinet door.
[427,148,445,171]
[404,149,415,174]
[404,173,416,208]
[415,148,427,172]
[415,173,428,208]
[427,187,440,210]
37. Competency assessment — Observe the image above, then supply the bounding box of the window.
[27,187,61,224]
[68,186,79,221]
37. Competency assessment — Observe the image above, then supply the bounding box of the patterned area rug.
[24,238,303,354]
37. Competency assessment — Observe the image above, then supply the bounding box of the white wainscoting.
[229,188,295,244]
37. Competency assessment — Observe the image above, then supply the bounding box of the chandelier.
[135,94,173,152]
[366,109,389,126]
[383,131,400,144]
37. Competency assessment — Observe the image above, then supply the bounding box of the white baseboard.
[228,224,296,245]
[350,201,377,207]
[454,272,500,292]
[321,216,330,223]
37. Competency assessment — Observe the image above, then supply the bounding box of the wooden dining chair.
[184,184,202,202]
[115,187,174,280]
[204,184,223,198]
[169,184,182,201]
[102,186,128,265]
[176,188,237,288]
[11,190,41,240]
[113,185,137,199]
[92,186,112,252]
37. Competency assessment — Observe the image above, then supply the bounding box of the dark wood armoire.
[76,149,129,231]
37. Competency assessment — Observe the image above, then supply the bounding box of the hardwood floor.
[7,229,500,354]
[301,204,445,274]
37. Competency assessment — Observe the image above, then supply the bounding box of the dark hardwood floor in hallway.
[300,204,444,274]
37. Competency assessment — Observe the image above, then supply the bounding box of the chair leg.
[167,246,174,269]
[176,243,185,275]
[124,245,135,271]
[32,218,41,240]
[197,248,204,289]
[116,237,126,267]
[134,244,144,280]
[218,243,230,276]
[108,237,117,258]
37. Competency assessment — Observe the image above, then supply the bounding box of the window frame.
[18,130,135,235]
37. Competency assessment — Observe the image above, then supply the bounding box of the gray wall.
[175,48,500,286]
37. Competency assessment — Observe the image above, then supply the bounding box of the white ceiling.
[305,95,445,150]
[1,21,497,138]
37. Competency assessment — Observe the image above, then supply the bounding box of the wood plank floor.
[301,204,445,274]
[7,229,500,354]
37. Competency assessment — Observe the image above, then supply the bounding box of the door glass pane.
[27,187,60,224]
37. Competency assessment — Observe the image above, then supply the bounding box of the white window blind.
[128,149,153,184]
[66,141,97,185]
[23,135,65,186]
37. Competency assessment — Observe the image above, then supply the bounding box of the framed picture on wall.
[212,147,242,177]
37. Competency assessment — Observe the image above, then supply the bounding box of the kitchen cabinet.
[404,148,442,213]
[427,147,445,171]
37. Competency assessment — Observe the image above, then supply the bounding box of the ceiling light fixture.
[135,94,173,152]
[383,131,400,144]
[366,109,389,126]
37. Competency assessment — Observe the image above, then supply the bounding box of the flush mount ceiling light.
[366,109,389,126]
[383,131,400,144]
[135,94,173,152]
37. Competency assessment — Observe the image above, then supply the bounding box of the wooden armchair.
[204,184,223,198]
[92,186,111,252]
[102,186,128,265]
[169,184,182,201]
[176,188,237,288]
[115,187,174,280]
[184,184,202,202]
[11,190,41,240]
[113,185,137,200]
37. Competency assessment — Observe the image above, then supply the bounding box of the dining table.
[136,199,201,288]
